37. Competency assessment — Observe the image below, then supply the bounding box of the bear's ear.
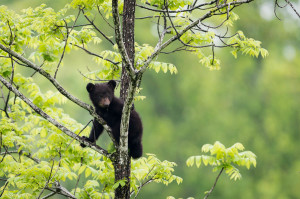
[107,80,116,90]
[86,83,95,93]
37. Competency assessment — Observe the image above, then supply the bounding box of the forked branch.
[138,0,254,74]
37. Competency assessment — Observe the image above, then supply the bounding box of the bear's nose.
[99,98,110,108]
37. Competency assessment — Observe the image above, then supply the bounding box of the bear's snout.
[99,97,110,108]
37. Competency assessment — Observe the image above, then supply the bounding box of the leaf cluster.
[186,141,256,181]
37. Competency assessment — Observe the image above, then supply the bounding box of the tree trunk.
[120,0,136,99]
[114,0,136,198]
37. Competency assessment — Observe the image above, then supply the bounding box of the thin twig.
[3,146,17,162]
[97,6,114,29]
[161,46,196,54]
[78,69,121,82]
[130,165,156,197]
[204,167,224,199]
[0,177,8,182]
[274,0,282,20]
[0,150,40,163]
[54,9,81,79]
[55,24,92,28]
[82,9,115,45]
[133,178,154,198]
[0,180,9,197]
[41,192,56,199]
[66,119,93,149]
[71,43,120,66]
[73,157,83,195]
[37,158,56,199]
[285,0,300,18]
[30,61,45,77]
[136,0,217,13]
[45,182,77,199]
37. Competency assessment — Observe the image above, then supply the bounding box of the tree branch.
[139,0,254,74]
[71,43,120,66]
[0,150,40,163]
[82,9,115,45]
[136,0,217,13]
[284,0,300,18]
[37,158,57,199]
[41,192,56,199]
[0,74,110,157]
[45,181,77,199]
[0,180,9,197]
[0,43,118,147]
[54,9,81,79]
[204,167,224,199]
[97,6,114,29]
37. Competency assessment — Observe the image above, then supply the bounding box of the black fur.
[81,80,143,159]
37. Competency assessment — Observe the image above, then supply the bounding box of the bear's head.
[86,80,117,109]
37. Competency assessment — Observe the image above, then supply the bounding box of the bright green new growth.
[0,74,181,198]
[186,141,257,181]
[0,0,263,198]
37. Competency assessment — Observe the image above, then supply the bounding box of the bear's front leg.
[80,120,104,147]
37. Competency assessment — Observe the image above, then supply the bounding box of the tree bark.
[114,0,136,198]
[120,0,136,99]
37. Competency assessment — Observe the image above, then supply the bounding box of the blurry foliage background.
[2,0,300,198]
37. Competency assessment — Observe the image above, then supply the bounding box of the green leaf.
[186,156,194,167]
[195,156,201,168]
[78,165,86,175]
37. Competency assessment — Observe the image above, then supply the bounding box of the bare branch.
[54,9,81,79]
[37,158,57,199]
[0,180,9,197]
[82,9,115,45]
[97,6,114,29]
[161,46,196,54]
[0,178,8,182]
[3,146,17,162]
[55,24,92,28]
[30,61,45,77]
[71,43,120,66]
[139,0,254,74]
[78,69,121,82]
[45,181,77,199]
[136,0,217,13]
[0,150,40,163]
[66,119,93,149]
[285,0,300,18]
[274,0,282,20]
[135,15,160,20]
[73,157,83,195]
[41,192,56,199]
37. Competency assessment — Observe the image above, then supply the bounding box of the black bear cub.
[80,80,143,159]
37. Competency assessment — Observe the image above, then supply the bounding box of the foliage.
[186,142,256,181]
[0,73,181,198]
[0,0,269,198]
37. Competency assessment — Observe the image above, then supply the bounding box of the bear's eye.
[99,92,106,97]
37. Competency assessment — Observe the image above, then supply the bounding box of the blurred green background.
[2,0,300,198]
